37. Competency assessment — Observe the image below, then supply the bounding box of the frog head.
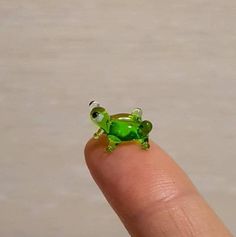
[89,101,110,133]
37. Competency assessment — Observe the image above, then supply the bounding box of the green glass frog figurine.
[89,101,153,152]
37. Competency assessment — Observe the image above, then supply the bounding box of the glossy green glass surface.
[89,101,152,152]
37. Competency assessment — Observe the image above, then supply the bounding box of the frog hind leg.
[139,137,150,150]
[106,135,121,152]
[138,120,153,137]
[138,120,152,150]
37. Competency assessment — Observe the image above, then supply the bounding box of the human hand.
[85,136,232,237]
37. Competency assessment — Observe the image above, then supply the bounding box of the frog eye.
[95,113,104,122]
[91,111,104,123]
[92,111,99,118]
[132,108,143,117]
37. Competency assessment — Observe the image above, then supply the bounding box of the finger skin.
[85,136,232,237]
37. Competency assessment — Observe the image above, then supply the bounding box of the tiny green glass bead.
[89,101,153,152]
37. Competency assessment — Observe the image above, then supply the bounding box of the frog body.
[89,101,152,152]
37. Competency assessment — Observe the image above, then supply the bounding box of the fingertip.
[83,137,232,237]
[84,136,158,190]
[84,136,106,160]
[84,135,107,172]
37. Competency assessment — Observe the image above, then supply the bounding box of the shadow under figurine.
[89,101,153,152]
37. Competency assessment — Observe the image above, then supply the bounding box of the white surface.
[0,0,235,236]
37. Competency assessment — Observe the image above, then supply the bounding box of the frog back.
[109,113,141,140]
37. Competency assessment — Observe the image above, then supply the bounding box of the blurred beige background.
[0,0,235,236]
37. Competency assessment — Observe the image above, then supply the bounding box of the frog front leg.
[106,135,121,152]
[93,128,104,139]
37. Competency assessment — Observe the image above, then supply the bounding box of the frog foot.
[139,137,150,150]
[93,128,104,139]
[106,135,121,153]
[106,144,116,152]
[141,141,150,150]
[93,133,99,139]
